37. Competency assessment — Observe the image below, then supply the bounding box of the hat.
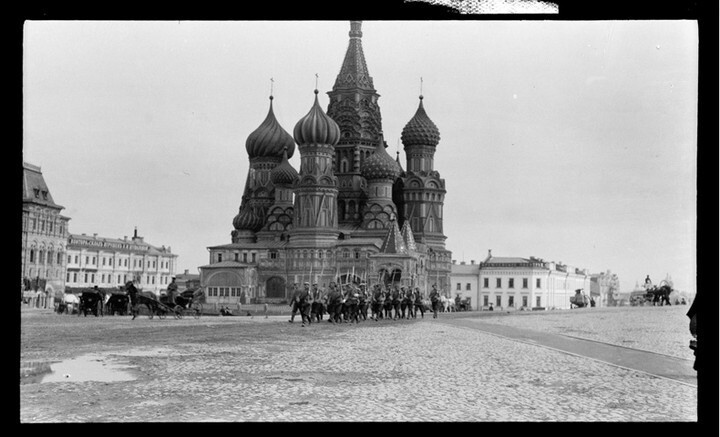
[304,282,310,285]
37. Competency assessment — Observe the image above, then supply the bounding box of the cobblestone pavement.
[20,306,697,423]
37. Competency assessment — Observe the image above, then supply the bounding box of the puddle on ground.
[35,354,138,383]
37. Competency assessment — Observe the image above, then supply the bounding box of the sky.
[22,20,698,294]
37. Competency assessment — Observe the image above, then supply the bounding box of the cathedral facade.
[199,22,452,305]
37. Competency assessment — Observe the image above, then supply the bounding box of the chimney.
[471,260,475,265]
[124,236,128,241]
[460,261,466,265]
[93,233,97,238]
[184,269,189,275]
[134,227,138,238]
[488,249,492,257]
[452,260,457,264]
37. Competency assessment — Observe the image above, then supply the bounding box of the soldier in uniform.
[311,283,324,322]
[299,282,313,327]
[288,283,302,323]
[413,287,425,319]
[326,282,342,324]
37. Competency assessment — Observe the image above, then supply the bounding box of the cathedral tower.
[326,21,384,226]
[290,89,342,246]
[232,95,295,244]
[399,95,447,249]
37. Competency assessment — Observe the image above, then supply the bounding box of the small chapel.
[199,21,452,304]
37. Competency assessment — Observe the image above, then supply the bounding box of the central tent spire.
[332,20,375,91]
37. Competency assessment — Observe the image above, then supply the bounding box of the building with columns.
[65,228,178,295]
[199,21,452,305]
[450,250,592,310]
[21,162,71,306]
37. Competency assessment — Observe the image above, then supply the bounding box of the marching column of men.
[288,281,444,327]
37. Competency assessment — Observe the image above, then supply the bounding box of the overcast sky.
[23,20,698,293]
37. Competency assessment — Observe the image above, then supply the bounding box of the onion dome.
[232,204,263,232]
[293,90,341,146]
[400,95,440,147]
[270,146,299,186]
[361,133,401,181]
[246,96,296,159]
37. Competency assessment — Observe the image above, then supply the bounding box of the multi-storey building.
[21,162,71,307]
[65,228,178,295]
[199,21,452,306]
[450,250,591,310]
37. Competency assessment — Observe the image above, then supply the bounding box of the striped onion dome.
[270,147,299,186]
[400,95,440,147]
[361,133,401,181]
[245,96,296,159]
[232,204,263,232]
[293,90,341,146]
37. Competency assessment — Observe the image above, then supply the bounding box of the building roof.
[22,162,64,210]
[198,260,249,269]
[401,96,440,148]
[379,220,407,254]
[483,256,532,265]
[246,96,296,160]
[207,241,289,250]
[68,232,176,256]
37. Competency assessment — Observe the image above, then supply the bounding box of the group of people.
[287,281,444,327]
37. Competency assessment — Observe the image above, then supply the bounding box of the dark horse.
[650,284,673,306]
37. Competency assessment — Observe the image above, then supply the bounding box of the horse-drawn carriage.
[105,292,130,316]
[569,289,591,309]
[134,289,204,319]
[78,289,105,317]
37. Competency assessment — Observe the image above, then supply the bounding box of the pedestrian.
[167,277,178,306]
[126,281,139,320]
[686,292,699,371]
[264,302,269,318]
[429,284,440,319]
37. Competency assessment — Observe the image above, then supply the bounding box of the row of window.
[66,255,171,269]
[28,249,63,265]
[217,250,368,263]
[206,287,246,297]
[456,278,544,290]
[27,216,65,236]
[481,295,542,308]
[66,272,173,286]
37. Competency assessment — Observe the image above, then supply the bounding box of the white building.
[450,250,591,311]
[65,228,178,295]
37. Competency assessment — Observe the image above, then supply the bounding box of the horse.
[650,285,673,306]
[440,295,454,313]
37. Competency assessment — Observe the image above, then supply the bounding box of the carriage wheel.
[174,305,184,319]
[192,303,202,319]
